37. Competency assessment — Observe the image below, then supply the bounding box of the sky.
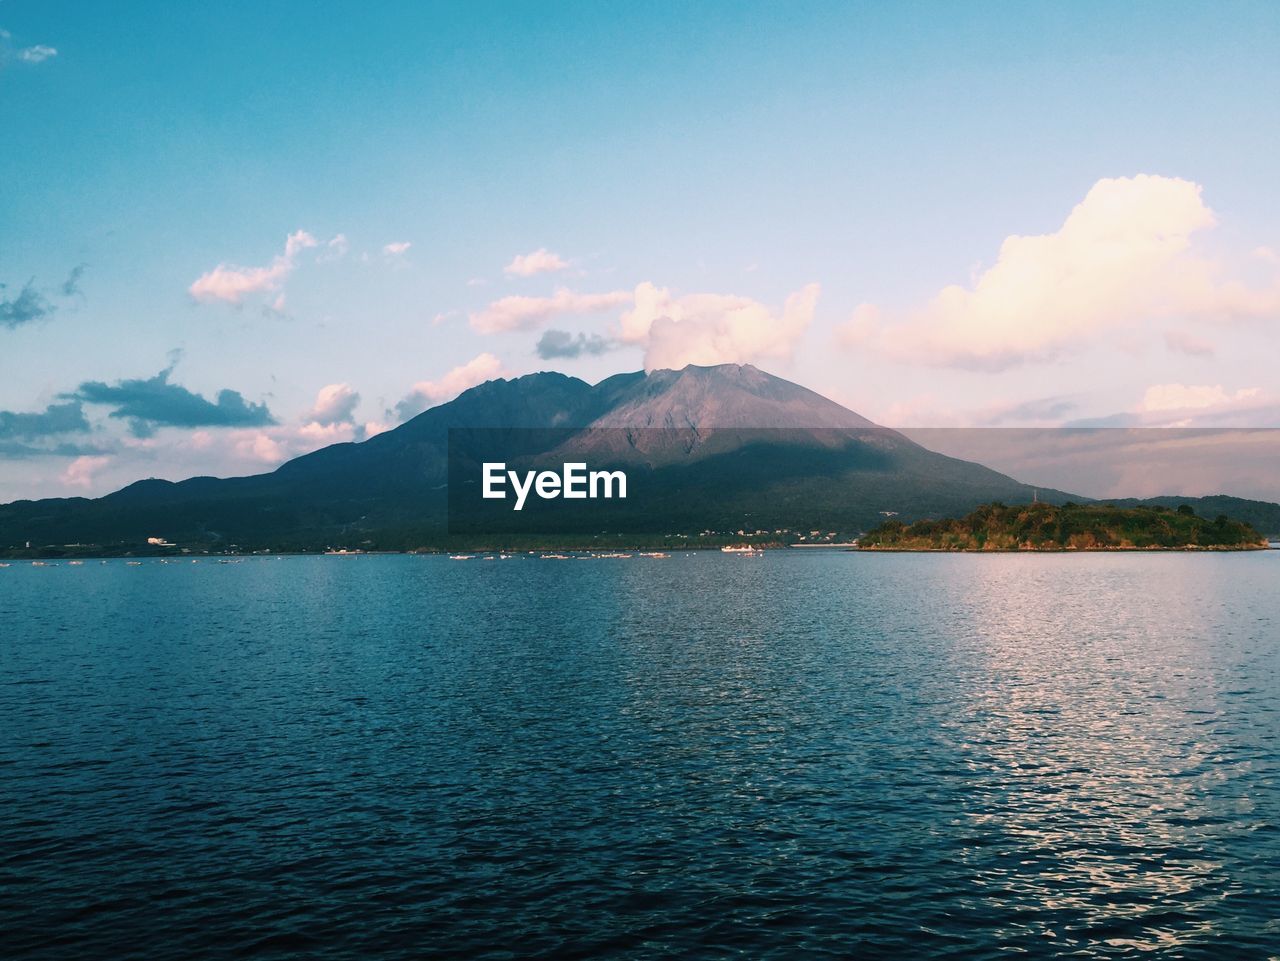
[2,0,1279,502]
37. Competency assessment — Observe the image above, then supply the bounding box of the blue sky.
[2,1,1279,500]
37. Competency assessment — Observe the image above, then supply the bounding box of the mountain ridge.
[2,364,1277,552]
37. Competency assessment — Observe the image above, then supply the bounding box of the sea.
[2,551,1278,959]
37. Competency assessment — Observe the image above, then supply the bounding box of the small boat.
[31,561,47,567]
[482,555,497,561]
[127,561,143,566]
[720,545,762,554]
[0,562,10,568]
[449,554,474,560]
[639,552,670,558]
[540,553,571,560]
[68,560,84,566]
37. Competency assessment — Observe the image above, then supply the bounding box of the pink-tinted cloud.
[469,288,630,334]
[394,353,507,420]
[504,248,570,277]
[842,175,1280,370]
[189,230,321,305]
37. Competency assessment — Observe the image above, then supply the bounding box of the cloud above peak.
[306,383,361,426]
[621,281,820,372]
[535,329,615,359]
[841,174,1280,370]
[394,353,505,421]
[189,229,322,305]
[504,248,569,277]
[469,288,630,334]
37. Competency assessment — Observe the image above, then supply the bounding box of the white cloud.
[842,175,1280,370]
[19,44,57,64]
[383,241,412,256]
[189,229,319,305]
[61,454,109,488]
[469,288,631,334]
[306,383,360,426]
[319,233,349,262]
[394,353,506,420]
[504,248,570,277]
[621,281,820,371]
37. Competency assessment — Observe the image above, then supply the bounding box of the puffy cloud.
[621,281,820,371]
[189,229,319,305]
[469,288,630,334]
[842,175,1280,370]
[0,401,89,440]
[383,241,412,256]
[68,368,275,437]
[306,383,360,426]
[61,455,109,489]
[504,248,569,277]
[0,281,54,329]
[394,353,505,421]
[535,329,614,360]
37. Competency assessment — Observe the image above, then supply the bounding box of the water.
[2,552,1279,959]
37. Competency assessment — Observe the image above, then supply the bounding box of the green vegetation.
[858,502,1268,552]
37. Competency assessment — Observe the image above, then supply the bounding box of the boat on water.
[68,560,84,566]
[127,561,143,566]
[32,561,48,566]
[720,545,762,554]
[540,553,571,560]
[449,554,474,560]
[0,562,10,568]
[639,552,670,558]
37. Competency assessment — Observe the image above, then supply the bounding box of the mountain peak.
[588,363,876,430]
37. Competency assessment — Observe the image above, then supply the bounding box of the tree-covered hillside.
[858,502,1267,551]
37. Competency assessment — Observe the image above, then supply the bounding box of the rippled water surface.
[3,552,1279,959]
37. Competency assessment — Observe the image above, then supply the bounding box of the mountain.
[0,362,1223,553]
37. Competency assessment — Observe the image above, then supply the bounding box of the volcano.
[2,364,1075,551]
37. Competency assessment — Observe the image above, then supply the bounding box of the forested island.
[858,502,1269,552]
